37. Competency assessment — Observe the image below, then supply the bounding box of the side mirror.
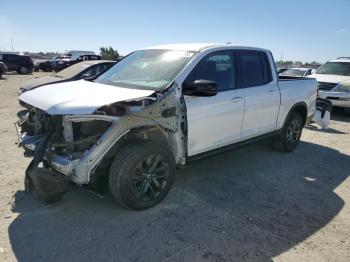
[183,79,218,96]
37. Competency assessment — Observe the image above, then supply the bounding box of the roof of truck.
[142,43,268,52]
[142,43,217,51]
[330,57,350,63]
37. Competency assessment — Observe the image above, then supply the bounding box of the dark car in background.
[0,53,34,74]
[54,54,101,72]
[19,60,115,94]
[34,55,73,72]
[0,62,8,78]
[52,51,101,72]
[33,57,60,72]
[50,56,72,72]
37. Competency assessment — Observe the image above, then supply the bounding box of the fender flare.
[282,101,308,128]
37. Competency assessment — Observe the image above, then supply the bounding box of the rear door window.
[236,51,272,88]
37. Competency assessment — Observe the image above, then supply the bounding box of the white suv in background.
[309,57,350,111]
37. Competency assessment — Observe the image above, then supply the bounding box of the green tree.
[99,46,120,60]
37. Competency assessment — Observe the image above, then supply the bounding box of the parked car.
[0,62,8,78]
[33,59,54,72]
[0,53,34,74]
[308,57,350,112]
[279,68,314,77]
[49,56,70,71]
[277,68,289,74]
[53,54,101,72]
[19,60,115,95]
[66,50,96,57]
[17,43,317,209]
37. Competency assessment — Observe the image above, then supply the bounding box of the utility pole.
[10,38,14,52]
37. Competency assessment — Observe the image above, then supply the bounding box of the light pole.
[10,38,14,52]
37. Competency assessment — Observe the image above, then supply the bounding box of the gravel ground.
[0,72,349,262]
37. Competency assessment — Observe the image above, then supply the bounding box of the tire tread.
[108,140,175,210]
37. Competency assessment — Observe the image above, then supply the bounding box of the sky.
[0,0,349,63]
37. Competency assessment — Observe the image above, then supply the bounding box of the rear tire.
[109,140,175,210]
[273,112,303,152]
[18,66,29,74]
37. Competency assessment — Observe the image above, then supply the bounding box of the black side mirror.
[183,79,218,96]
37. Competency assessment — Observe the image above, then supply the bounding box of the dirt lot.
[0,72,349,262]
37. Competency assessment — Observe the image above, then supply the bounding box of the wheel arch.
[91,125,176,183]
[284,102,308,127]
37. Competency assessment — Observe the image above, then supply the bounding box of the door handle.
[231,96,243,103]
[268,90,276,95]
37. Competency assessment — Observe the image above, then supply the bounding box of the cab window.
[185,51,235,92]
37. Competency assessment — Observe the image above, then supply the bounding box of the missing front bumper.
[25,160,75,203]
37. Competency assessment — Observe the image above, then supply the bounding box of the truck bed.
[278,75,315,81]
[276,76,318,128]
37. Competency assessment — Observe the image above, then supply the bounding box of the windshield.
[53,62,92,78]
[280,69,306,77]
[95,49,195,90]
[317,62,350,76]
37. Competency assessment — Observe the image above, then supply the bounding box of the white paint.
[185,89,244,156]
[309,74,350,84]
[241,81,280,139]
[142,43,219,52]
[184,49,317,156]
[19,80,154,115]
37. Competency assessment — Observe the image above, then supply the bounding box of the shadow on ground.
[305,124,348,134]
[8,141,349,261]
[331,107,350,123]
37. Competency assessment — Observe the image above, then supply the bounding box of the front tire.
[109,140,175,210]
[273,112,303,152]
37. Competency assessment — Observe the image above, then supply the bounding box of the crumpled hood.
[21,75,66,91]
[309,74,350,84]
[19,80,155,115]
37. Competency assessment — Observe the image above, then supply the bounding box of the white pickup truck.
[17,43,317,209]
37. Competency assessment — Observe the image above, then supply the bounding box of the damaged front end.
[17,108,111,202]
[16,84,187,203]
